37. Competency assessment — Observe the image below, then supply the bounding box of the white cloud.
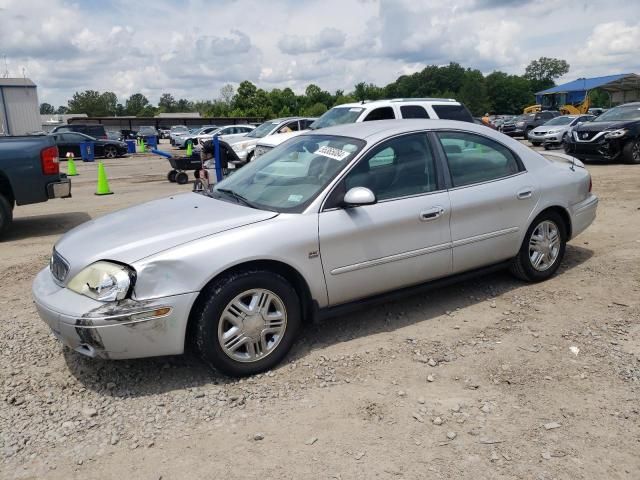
[0,0,637,107]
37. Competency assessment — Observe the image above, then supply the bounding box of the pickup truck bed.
[0,135,71,235]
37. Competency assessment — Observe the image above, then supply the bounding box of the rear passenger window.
[437,132,521,187]
[431,105,473,122]
[363,107,395,122]
[400,105,430,119]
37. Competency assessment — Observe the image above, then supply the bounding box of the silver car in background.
[528,114,595,148]
[33,120,598,376]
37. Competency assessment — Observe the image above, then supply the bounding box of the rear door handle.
[420,207,445,221]
[517,189,533,199]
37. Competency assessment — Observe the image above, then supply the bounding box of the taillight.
[41,146,60,175]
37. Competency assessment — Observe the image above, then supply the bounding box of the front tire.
[176,172,189,184]
[622,139,640,164]
[0,194,13,237]
[192,270,301,376]
[104,145,117,159]
[509,211,567,282]
[167,170,177,182]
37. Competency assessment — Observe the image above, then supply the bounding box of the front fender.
[131,213,329,307]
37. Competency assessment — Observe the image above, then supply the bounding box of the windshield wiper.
[215,188,257,209]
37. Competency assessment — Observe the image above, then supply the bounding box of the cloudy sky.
[1,0,639,107]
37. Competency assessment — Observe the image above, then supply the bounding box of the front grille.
[575,130,598,141]
[50,250,69,284]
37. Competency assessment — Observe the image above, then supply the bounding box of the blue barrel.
[80,142,95,162]
[126,139,136,153]
[146,136,158,148]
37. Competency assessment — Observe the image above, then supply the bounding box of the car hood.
[227,136,260,146]
[258,130,307,147]
[575,121,630,132]
[531,124,568,134]
[55,193,278,275]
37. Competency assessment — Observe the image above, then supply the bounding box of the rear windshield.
[431,104,473,123]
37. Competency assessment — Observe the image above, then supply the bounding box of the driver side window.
[343,133,437,201]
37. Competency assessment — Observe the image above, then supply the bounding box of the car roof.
[302,119,490,142]
[331,98,460,109]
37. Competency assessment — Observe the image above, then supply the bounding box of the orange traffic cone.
[95,162,113,195]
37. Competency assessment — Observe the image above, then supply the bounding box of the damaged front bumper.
[32,268,198,360]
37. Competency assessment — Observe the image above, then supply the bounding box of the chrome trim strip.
[573,130,606,143]
[452,227,519,248]
[331,242,451,275]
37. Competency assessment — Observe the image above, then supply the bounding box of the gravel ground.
[1,141,639,479]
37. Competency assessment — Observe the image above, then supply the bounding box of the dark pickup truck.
[0,135,72,235]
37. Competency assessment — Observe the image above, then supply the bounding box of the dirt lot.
[1,142,639,480]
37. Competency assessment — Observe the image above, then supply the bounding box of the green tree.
[55,106,68,115]
[138,104,157,117]
[220,84,234,105]
[303,102,328,117]
[158,93,176,113]
[40,103,55,114]
[125,93,149,116]
[67,90,116,116]
[524,57,570,93]
[457,69,490,115]
[485,71,534,114]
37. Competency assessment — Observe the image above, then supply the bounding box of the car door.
[57,133,82,158]
[318,133,452,305]
[435,131,538,274]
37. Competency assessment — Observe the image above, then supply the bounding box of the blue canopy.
[534,73,640,105]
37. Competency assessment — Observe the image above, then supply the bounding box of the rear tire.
[622,139,640,165]
[192,270,301,376]
[167,170,177,182]
[0,194,13,237]
[176,172,189,184]
[509,211,567,282]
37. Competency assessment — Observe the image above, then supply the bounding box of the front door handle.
[517,189,533,199]
[420,207,445,222]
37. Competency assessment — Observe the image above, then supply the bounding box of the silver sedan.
[33,120,598,376]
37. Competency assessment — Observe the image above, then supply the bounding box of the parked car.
[136,126,159,143]
[158,128,171,139]
[33,119,598,376]
[0,135,71,234]
[502,111,560,138]
[50,124,108,140]
[254,98,474,158]
[169,125,189,145]
[106,130,121,141]
[226,118,315,162]
[49,132,128,159]
[527,115,595,148]
[175,126,219,149]
[565,102,640,164]
[120,129,138,140]
[194,124,255,145]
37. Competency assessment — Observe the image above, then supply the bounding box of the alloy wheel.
[218,289,287,363]
[105,146,117,158]
[528,220,561,271]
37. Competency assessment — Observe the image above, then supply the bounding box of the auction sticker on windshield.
[314,146,350,161]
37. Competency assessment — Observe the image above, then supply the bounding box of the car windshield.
[309,107,364,130]
[593,105,640,122]
[246,121,280,138]
[210,134,365,213]
[544,116,574,126]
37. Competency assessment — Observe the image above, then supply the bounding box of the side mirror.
[343,187,376,207]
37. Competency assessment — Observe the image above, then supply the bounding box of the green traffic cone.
[186,140,192,157]
[140,140,145,153]
[95,162,113,195]
[67,157,78,176]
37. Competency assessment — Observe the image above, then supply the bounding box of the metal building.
[0,78,41,135]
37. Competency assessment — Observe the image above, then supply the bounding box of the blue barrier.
[151,148,173,159]
[214,135,222,182]
[125,140,136,154]
[145,136,158,148]
[80,142,95,162]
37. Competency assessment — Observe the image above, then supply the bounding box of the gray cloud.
[278,28,346,55]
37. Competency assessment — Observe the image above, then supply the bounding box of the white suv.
[254,98,473,158]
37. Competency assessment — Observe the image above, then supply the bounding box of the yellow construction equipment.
[524,92,590,115]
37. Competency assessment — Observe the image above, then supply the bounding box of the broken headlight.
[67,261,134,302]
